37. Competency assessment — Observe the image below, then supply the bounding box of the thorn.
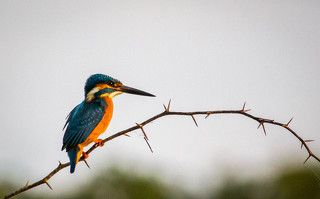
[58,161,62,166]
[304,155,311,164]
[240,102,251,112]
[83,159,91,169]
[123,133,130,137]
[205,112,211,119]
[163,99,171,112]
[257,123,262,129]
[136,123,153,153]
[305,139,315,143]
[283,117,293,127]
[241,102,246,112]
[44,181,53,190]
[167,99,171,111]
[287,117,293,126]
[163,104,167,111]
[136,123,149,140]
[25,181,29,187]
[191,115,198,127]
[261,123,267,136]
[144,137,154,153]
[301,140,314,149]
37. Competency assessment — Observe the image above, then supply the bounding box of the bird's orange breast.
[81,97,114,147]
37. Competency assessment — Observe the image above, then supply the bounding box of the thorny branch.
[3,101,319,199]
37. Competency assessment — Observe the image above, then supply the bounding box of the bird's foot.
[82,152,89,159]
[95,139,104,147]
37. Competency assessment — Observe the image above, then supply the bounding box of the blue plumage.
[62,74,119,173]
[68,148,79,173]
[62,99,107,152]
[62,99,107,173]
[62,73,155,173]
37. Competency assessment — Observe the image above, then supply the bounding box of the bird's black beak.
[119,85,155,97]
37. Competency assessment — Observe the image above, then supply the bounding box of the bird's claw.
[95,139,104,147]
[82,152,89,159]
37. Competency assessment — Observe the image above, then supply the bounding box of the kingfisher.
[62,74,155,173]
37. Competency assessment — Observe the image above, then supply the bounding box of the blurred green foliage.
[2,165,320,199]
[212,166,320,199]
[66,168,191,199]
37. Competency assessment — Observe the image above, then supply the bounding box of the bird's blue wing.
[62,101,105,151]
[63,105,79,130]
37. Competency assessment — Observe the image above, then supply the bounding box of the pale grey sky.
[0,0,320,195]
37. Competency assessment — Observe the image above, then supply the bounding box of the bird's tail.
[68,146,81,173]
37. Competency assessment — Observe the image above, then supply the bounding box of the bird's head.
[84,74,155,102]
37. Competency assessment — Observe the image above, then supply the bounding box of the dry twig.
[3,101,319,199]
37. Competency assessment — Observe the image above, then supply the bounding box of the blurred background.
[1,0,320,198]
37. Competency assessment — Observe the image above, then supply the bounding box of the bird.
[61,74,155,173]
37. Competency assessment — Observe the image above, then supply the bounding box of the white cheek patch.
[109,91,123,98]
[101,91,123,98]
[86,87,100,101]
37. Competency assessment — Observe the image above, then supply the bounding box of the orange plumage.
[75,97,114,164]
